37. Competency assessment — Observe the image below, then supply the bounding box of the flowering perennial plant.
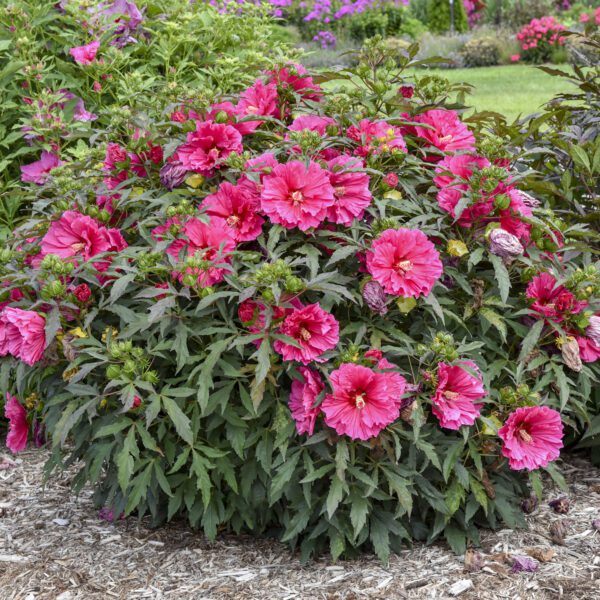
[516,16,567,62]
[1,37,599,560]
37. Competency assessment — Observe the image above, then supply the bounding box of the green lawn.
[323,64,574,121]
[426,64,574,121]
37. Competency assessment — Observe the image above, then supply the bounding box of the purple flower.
[160,161,188,191]
[511,555,539,573]
[362,280,388,315]
[489,228,524,258]
[586,316,600,346]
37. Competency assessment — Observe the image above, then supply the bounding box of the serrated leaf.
[480,307,507,342]
[489,254,510,303]
[326,475,344,519]
[350,494,369,536]
[518,319,544,362]
[109,273,136,304]
[162,396,193,445]
[369,515,390,563]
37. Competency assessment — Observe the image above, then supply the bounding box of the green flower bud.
[493,194,511,211]
[106,364,121,380]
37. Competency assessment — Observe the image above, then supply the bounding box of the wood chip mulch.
[1,449,599,600]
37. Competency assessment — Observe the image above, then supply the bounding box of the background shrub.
[427,0,469,34]
[461,37,501,66]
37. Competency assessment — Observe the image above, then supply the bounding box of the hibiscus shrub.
[2,38,600,560]
[0,0,291,236]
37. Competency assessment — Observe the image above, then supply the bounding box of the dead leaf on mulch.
[525,547,555,562]
[463,549,484,572]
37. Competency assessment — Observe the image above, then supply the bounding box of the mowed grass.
[424,64,574,120]
[323,63,574,120]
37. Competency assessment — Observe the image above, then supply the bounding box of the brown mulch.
[0,450,599,600]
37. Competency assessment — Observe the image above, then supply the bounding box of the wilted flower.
[560,337,582,372]
[489,228,524,258]
[511,555,539,573]
[159,161,188,191]
[447,240,468,257]
[548,497,570,514]
[521,493,538,514]
[362,280,388,315]
[592,519,600,531]
[586,315,600,346]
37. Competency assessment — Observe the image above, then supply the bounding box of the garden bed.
[1,448,599,600]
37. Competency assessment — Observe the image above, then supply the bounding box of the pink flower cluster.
[516,16,565,55]
[579,8,600,25]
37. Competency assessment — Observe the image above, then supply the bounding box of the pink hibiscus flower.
[288,115,337,135]
[244,152,278,178]
[366,228,443,298]
[273,303,339,364]
[321,363,401,440]
[431,361,486,430]
[236,79,279,125]
[175,121,243,176]
[5,393,28,453]
[166,217,236,287]
[326,155,372,226]
[40,211,127,263]
[347,119,407,157]
[267,63,322,102]
[498,405,563,471]
[576,334,600,363]
[0,308,46,366]
[260,160,335,231]
[413,109,476,155]
[69,40,100,65]
[526,273,586,321]
[205,102,258,136]
[289,367,324,435]
[20,152,63,185]
[434,154,493,226]
[201,180,264,242]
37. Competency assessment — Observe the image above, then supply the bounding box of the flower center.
[290,190,304,205]
[226,214,241,228]
[71,242,86,253]
[299,327,311,341]
[444,390,460,401]
[354,393,366,409]
[440,134,453,144]
[395,259,413,275]
[518,429,533,444]
[334,186,346,197]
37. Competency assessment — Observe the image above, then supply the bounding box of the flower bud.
[73,283,92,303]
[160,161,188,191]
[493,193,511,211]
[362,280,388,315]
[489,228,524,258]
[561,337,582,372]
[586,315,600,346]
[106,365,121,380]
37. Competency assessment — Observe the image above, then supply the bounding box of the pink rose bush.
[2,37,599,562]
